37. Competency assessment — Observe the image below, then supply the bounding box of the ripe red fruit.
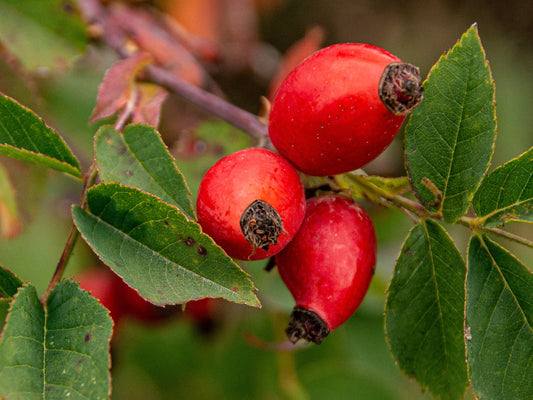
[268,43,423,176]
[196,147,306,260]
[117,277,165,322]
[75,267,164,325]
[75,267,125,324]
[275,194,377,344]
[183,298,221,333]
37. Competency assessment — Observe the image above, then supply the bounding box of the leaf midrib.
[82,208,250,302]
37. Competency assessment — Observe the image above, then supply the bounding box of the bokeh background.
[0,0,531,399]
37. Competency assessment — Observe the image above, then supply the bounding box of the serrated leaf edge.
[385,220,468,400]
[72,183,260,307]
[95,124,195,219]
[404,23,497,222]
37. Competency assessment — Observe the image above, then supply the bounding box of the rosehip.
[75,267,125,324]
[275,194,377,344]
[196,147,306,260]
[268,43,423,176]
[75,267,164,325]
[183,298,221,333]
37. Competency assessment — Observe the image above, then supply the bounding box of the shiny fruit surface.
[268,43,422,176]
[276,194,377,343]
[196,147,306,260]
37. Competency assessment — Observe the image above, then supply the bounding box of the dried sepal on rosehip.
[268,43,423,176]
[275,194,377,344]
[196,147,306,261]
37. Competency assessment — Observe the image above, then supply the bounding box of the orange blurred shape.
[0,201,21,240]
[162,0,222,42]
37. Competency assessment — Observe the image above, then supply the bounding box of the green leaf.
[472,146,532,227]
[0,280,112,400]
[95,124,194,219]
[0,0,87,70]
[466,235,533,400]
[0,266,23,332]
[72,182,260,307]
[385,219,467,400]
[0,265,22,299]
[405,24,496,223]
[174,120,254,203]
[0,92,82,178]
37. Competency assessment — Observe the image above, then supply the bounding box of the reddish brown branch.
[41,162,99,304]
[78,0,270,143]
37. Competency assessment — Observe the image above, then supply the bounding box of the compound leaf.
[405,24,496,223]
[95,124,194,219]
[472,146,532,227]
[0,280,112,400]
[0,92,82,178]
[385,219,467,400]
[466,235,533,400]
[72,182,260,307]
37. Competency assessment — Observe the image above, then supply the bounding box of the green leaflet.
[0,0,87,70]
[0,92,81,178]
[466,235,533,400]
[0,281,113,400]
[95,124,194,219]
[73,182,260,307]
[405,24,496,223]
[385,220,467,400]
[473,146,532,227]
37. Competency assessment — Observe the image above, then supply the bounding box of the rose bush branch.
[79,0,270,144]
[342,173,533,249]
[143,65,270,143]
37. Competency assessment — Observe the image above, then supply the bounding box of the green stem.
[343,174,533,249]
[41,162,99,304]
[81,0,271,145]
[341,173,441,219]
[486,227,533,248]
[457,217,533,248]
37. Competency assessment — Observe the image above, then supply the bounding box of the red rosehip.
[75,267,164,325]
[117,277,165,322]
[275,194,377,344]
[183,298,221,333]
[75,267,125,324]
[196,147,306,260]
[268,43,423,176]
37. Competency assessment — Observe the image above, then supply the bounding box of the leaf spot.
[197,245,207,257]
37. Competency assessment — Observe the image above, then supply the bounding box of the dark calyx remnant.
[286,306,330,344]
[240,199,284,251]
[379,62,423,116]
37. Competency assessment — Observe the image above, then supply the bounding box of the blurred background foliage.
[0,0,531,398]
